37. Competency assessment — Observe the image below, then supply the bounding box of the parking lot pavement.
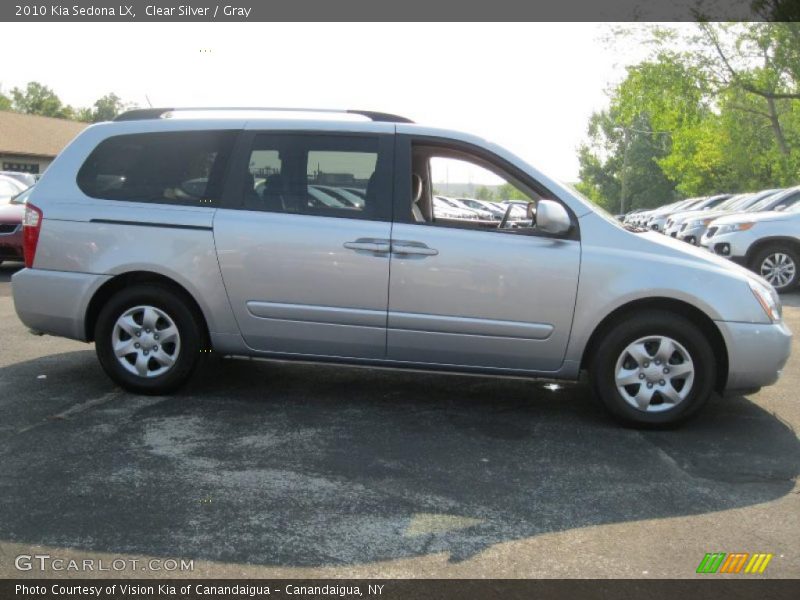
[0,261,798,579]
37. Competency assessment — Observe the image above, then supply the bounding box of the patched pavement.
[1,262,798,578]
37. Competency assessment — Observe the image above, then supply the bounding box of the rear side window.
[77,131,236,205]
[240,133,392,220]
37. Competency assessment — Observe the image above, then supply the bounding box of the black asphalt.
[1,262,799,568]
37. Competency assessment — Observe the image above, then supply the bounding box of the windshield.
[750,189,799,212]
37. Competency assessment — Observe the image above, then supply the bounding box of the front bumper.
[12,268,111,341]
[678,225,707,245]
[717,319,792,391]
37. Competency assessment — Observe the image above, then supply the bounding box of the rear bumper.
[12,268,110,341]
[717,319,792,391]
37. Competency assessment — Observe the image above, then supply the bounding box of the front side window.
[241,134,390,220]
[407,144,548,235]
[77,130,236,205]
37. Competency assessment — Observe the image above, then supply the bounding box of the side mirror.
[536,199,571,235]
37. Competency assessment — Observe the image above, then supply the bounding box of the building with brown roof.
[0,111,87,174]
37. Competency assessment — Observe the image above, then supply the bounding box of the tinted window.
[77,131,236,205]
[241,134,391,220]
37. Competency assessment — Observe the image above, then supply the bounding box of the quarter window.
[77,131,236,205]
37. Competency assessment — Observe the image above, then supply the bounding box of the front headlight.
[749,278,782,322]
[716,222,755,236]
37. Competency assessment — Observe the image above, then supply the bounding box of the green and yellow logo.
[696,552,773,574]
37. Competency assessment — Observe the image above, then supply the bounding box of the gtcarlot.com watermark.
[15,554,194,572]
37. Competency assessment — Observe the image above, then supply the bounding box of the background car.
[0,174,27,203]
[458,198,505,220]
[0,186,32,265]
[433,196,479,219]
[647,197,707,232]
[0,171,37,189]
[702,201,800,292]
[677,189,782,245]
[663,194,731,237]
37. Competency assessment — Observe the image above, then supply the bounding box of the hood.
[0,202,24,223]
[637,229,761,282]
[666,209,708,224]
[680,209,739,224]
[710,210,799,227]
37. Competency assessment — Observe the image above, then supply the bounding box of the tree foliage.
[1,82,131,122]
[579,22,800,212]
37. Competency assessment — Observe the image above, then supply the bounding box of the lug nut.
[643,361,649,368]
[136,331,141,337]
[647,382,653,388]
[663,368,669,374]
[143,350,149,356]
[146,328,151,333]
[153,345,158,351]
[134,343,140,349]
[638,373,645,380]
[655,359,661,365]
[154,334,159,340]
[659,379,665,386]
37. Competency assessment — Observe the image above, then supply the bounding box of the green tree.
[88,93,126,122]
[577,109,679,213]
[10,82,73,118]
[497,182,528,201]
[578,23,800,208]
[475,185,494,200]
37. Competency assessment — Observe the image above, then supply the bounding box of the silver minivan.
[11,108,792,426]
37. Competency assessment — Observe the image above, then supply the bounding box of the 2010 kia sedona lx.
[11,108,792,426]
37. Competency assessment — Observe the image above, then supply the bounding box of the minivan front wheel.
[591,311,716,426]
[95,284,204,394]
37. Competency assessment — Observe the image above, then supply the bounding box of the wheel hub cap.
[614,335,695,413]
[112,305,181,378]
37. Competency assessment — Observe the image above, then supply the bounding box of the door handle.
[343,238,391,254]
[391,241,439,256]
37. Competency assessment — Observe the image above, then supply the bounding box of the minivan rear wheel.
[95,284,204,394]
[590,310,716,427]
[751,244,799,292]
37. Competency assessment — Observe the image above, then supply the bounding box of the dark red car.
[0,187,30,265]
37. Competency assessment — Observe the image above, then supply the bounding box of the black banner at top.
[0,0,797,22]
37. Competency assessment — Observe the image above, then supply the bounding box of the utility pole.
[619,127,631,215]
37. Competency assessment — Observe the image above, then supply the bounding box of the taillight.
[22,203,43,268]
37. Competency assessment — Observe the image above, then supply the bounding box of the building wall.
[0,154,53,174]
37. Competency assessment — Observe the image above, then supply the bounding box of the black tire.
[750,244,799,293]
[95,284,205,394]
[590,310,716,427]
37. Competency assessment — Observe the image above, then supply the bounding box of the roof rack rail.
[113,107,414,124]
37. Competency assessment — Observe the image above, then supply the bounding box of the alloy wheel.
[760,252,796,290]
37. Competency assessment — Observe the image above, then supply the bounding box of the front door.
[387,140,580,372]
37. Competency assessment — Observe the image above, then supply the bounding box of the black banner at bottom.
[3,579,799,600]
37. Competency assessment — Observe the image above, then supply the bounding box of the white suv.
[702,202,800,292]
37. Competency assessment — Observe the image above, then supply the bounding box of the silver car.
[11,107,792,426]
